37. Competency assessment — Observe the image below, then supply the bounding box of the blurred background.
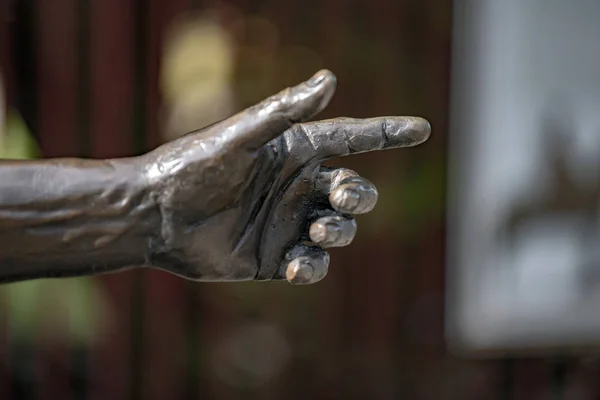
[0,0,599,399]
[447,0,600,360]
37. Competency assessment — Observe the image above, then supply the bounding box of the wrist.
[103,156,162,268]
[133,153,174,265]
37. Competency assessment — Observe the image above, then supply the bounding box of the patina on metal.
[0,70,430,285]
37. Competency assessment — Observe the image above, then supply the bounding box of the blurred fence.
[2,0,600,399]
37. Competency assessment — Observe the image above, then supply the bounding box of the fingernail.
[286,259,315,285]
[384,117,432,147]
[308,69,336,87]
[308,72,326,87]
[309,222,341,246]
[309,223,329,244]
[332,188,360,212]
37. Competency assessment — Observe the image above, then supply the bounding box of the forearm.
[0,156,160,283]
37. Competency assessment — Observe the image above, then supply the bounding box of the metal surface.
[0,70,430,285]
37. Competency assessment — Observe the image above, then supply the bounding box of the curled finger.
[317,167,379,214]
[309,214,357,248]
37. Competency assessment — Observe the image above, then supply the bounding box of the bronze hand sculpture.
[0,70,430,285]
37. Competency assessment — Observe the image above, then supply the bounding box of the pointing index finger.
[297,116,431,161]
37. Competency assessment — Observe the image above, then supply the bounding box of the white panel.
[446,0,600,354]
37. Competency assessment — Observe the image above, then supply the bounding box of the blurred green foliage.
[0,110,40,159]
